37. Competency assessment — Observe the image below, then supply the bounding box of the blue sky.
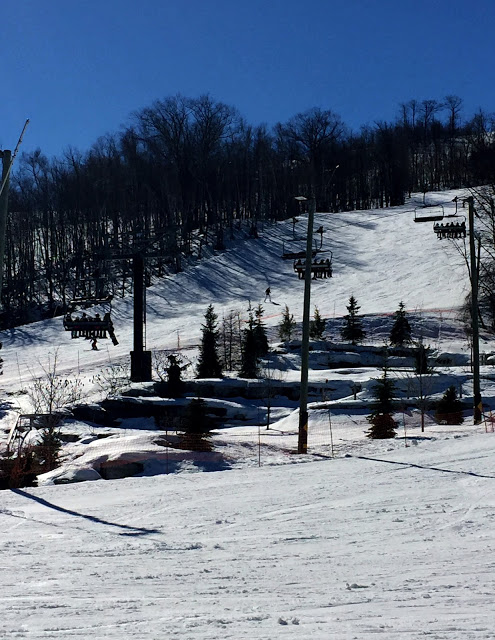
[2,0,494,159]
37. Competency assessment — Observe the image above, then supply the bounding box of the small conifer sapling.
[340,296,366,345]
[278,305,296,342]
[366,368,398,439]
[240,304,259,378]
[197,305,223,378]
[389,301,412,347]
[435,385,464,425]
[309,306,326,340]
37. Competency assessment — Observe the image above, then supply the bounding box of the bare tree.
[221,310,242,371]
[260,360,287,429]
[92,362,131,399]
[27,349,83,421]
[400,341,436,432]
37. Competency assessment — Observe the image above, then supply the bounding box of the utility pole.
[0,150,12,298]
[98,250,152,382]
[295,195,316,453]
[103,225,179,382]
[466,196,482,423]
[130,254,152,382]
[0,120,29,300]
[294,164,338,454]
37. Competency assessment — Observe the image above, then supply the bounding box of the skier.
[91,337,98,351]
[264,287,271,302]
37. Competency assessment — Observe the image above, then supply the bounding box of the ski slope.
[2,189,495,638]
[0,189,470,390]
[2,434,495,638]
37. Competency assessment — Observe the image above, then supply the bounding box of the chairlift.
[433,217,467,240]
[293,252,333,280]
[64,278,118,345]
[281,239,320,260]
[414,204,444,223]
[70,277,112,307]
[63,308,119,345]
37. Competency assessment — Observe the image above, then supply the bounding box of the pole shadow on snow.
[351,455,495,479]
[11,488,162,536]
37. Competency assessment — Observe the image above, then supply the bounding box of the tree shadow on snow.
[11,488,162,536]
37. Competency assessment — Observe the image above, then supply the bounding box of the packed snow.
[2,189,495,638]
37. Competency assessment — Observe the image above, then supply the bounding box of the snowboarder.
[264,287,271,302]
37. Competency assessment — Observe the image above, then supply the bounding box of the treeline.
[4,94,495,327]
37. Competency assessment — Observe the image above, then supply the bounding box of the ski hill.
[0,188,474,386]
[2,189,495,638]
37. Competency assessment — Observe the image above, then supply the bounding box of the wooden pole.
[297,196,315,454]
[130,254,152,381]
[467,197,482,423]
[0,150,11,298]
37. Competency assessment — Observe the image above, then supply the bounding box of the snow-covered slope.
[2,189,495,638]
[2,432,495,638]
[0,189,470,388]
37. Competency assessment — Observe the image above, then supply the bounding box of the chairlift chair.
[64,281,118,345]
[63,309,119,345]
[70,276,113,307]
[433,217,467,240]
[414,204,445,223]
[293,251,333,280]
[281,239,319,260]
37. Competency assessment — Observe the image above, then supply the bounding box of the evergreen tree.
[366,368,398,439]
[180,398,213,451]
[35,426,62,471]
[309,306,326,340]
[389,301,412,347]
[166,354,186,397]
[435,386,464,424]
[340,296,366,345]
[197,305,223,378]
[414,342,430,374]
[278,305,296,341]
[253,304,269,357]
[240,305,259,378]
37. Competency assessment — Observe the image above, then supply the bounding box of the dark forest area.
[4,94,495,328]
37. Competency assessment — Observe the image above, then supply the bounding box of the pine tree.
[167,354,185,397]
[435,385,464,424]
[389,301,412,347]
[197,305,223,378]
[309,306,326,340]
[278,305,296,341]
[253,304,269,357]
[240,305,259,378]
[180,398,213,451]
[35,426,62,471]
[414,342,430,375]
[366,368,398,439]
[340,296,366,345]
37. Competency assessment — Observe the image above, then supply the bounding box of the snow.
[2,434,495,638]
[2,189,495,637]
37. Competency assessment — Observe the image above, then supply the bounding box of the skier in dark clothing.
[264,287,271,302]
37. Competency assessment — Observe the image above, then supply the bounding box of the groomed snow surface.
[2,190,495,638]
